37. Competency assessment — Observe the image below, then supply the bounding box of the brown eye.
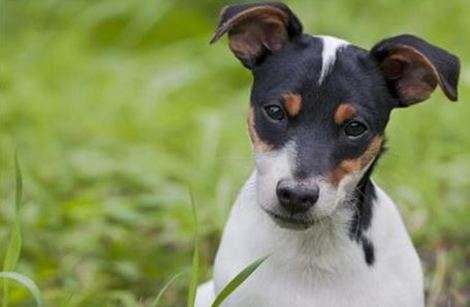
[264,105,285,121]
[344,121,368,138]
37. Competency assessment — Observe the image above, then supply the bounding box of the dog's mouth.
[264,209,315,230]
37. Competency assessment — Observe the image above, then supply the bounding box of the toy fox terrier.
[196,2,460,306]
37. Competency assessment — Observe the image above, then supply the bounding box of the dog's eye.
[344,121,368,138]
[264,105,285,121]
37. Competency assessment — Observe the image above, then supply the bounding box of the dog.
[195,2,460,306]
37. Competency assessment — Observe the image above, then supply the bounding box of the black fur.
[349,169,377,241]
[348,144,386,242]
[361,236,375,266]
[251,37,393,178]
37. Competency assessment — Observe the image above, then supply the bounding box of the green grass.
[211,256,268,307]
[1,0,469,306]
[0,155,262,307]
[0,272,43,307]
[2,152,23,307]
[152,271,184,307]
[187,189,199,307]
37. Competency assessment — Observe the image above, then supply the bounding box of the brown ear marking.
[210,5,289,44]
[329,136,383,186]
[210,5,289,68]
[210,3,302,68]
[381,45,444,104]
[282,93,302,117]
[334,103,357,124]
[371,35,460,106]
[247,107,273,153]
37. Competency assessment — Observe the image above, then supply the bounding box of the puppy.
[196,2,460,306]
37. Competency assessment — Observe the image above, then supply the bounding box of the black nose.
[276,179,319,214]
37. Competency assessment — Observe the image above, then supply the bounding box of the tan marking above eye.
[247,107,273,153]
[334,103,357,124]
[282,93,302,117]
[328,136,383,185]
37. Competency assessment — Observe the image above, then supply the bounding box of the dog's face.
[212,2,460,230]
[247,38,391,229]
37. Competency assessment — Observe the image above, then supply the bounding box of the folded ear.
[210,2,303,69]
[371,34,460,107]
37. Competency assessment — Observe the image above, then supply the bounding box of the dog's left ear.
[210,2,303,69]
[371,34,460,107]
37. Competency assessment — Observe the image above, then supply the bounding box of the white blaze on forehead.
[317,35,349,85]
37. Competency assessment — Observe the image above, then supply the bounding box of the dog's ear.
[210,2,303,69]
[371,34,460,107]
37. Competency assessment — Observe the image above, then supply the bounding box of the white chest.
[212,177,424,307]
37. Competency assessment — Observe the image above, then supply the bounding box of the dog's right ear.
[210,2,303,69]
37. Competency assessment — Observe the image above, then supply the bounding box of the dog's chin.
[263,209,315,230]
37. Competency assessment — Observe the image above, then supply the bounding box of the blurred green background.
[1,0,469,306]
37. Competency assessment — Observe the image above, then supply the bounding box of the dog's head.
[211,2,460,230]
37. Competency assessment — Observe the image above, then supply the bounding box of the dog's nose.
[276,179,319,214]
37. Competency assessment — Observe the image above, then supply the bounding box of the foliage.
[0,272,43,307]
[2,152,26,306]
[211,257,268,307]
[152,271,184,307]
[1,0,469,306]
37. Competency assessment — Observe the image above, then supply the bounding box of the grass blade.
[187,246,199,307]
[3,153,23,269]
[14,152,23,214]
[0,272,43,307]
[2,152,23,307]
[186,188,199,307]
[211,256,268,307]
[151,271,184,307]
